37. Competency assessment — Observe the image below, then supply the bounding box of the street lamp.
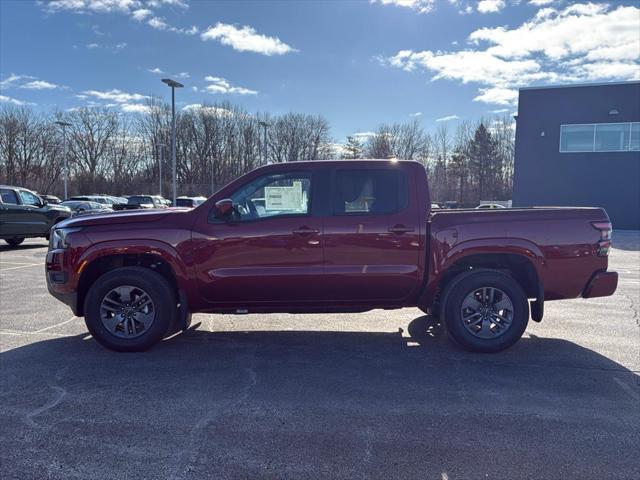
[161,78,184,206]
[259,121,269,165]
[54,121,72,199]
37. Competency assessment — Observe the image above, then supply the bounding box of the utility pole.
[161,78,184,206]
[54,121,72,199]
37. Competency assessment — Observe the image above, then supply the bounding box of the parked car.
[42,195,62,204]
[112,195,163,211]
[152,196,170,208]
[46,160,617,353]
[476,203,506,209]
[66,195,125,207]
[60,200,113,217]
[175,196,208,208]
[1,185,71,246]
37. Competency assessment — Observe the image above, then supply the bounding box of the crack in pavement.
[24,366,69,428]
[170,345,259,480]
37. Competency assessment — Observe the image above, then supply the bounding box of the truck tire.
[5,237,25,247]
[84,267,177,352]
[443,270,529,353]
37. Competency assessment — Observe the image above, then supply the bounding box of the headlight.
[50,227,82,250]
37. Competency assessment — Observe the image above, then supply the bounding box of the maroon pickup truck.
[46,160,618,352]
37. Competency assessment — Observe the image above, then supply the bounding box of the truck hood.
[57,208,189,228]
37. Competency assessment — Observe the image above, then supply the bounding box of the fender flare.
[78,239,191,290]
[421,237,546,310]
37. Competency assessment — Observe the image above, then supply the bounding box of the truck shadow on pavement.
[2,315,639,479]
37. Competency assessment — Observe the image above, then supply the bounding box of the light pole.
[156,143,165,197]
[55,121,72,199]
[161,78,184,206]
[259,121,269,165]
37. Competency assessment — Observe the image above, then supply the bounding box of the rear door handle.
[388,225,414,234]
[293,227,320,235]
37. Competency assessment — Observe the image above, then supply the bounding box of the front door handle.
[388,225,414,234]
[293,227,320,235]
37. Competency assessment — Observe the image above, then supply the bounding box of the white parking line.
[0,329,67,338]
[0,263,41,272]
[34,317,77,333]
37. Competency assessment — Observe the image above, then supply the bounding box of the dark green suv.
[0,186,72,246]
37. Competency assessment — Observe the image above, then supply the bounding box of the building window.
[560,122,640,153]
[631,123,640,151]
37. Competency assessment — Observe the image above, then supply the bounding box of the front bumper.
[46,249,81,316]
[582,271,618,298]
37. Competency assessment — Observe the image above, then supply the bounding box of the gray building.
[513,81,639,230]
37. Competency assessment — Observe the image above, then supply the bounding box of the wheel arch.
[421,250,543,318]
[75,241,189,316]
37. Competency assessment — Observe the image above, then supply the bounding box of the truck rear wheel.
[443,270,529,353]
[5,237,25,247]
[84,267,176,352]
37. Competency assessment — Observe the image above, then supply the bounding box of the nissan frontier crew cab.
[46,160,618,352]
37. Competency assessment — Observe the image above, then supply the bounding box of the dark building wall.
[512,82,640,230]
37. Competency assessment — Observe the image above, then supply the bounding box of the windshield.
[128,196,152,205]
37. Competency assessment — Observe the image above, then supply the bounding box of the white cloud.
[409,112,422,117]
[85,42,127,51]
[131,8,152,20]
[148,16,168,30]
[147,0,188,7]
[148,67,165,74]
[81,88,149,103]
[203,76,258,95]
[477,0,504,14]
[383,3,640,105]
[473,87,519,105]
[177,72,190,78]
[120,103,150,113]
[435,114,459,122]
[490,108,510,113]
[1,74,64,92]
[529,0,555,5]
[43,0,142,14]
[182,104,233,116]
[0,95,33,106]
[370,0,436,14]
[146,16,197,34]
[387,49,548,85]
[41,0,197,37]
[20,80,59,90]
[351,131,376,141]
[201,23,297,56]
[0,74,34,90]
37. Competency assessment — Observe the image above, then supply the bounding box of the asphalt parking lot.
[1,233,638,480]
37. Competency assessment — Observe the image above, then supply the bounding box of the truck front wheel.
[443,270,529,353]
[84,267,176,352]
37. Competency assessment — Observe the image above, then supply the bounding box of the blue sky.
[1,0,638,140]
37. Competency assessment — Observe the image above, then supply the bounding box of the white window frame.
[559,122,638,153]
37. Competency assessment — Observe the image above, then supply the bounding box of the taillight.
[591,221,612,257]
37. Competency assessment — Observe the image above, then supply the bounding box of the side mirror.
[214,199,234,219]
[41,199,48,207]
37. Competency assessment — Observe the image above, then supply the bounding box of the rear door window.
[0,188,19,205]
[332,169,407,215]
